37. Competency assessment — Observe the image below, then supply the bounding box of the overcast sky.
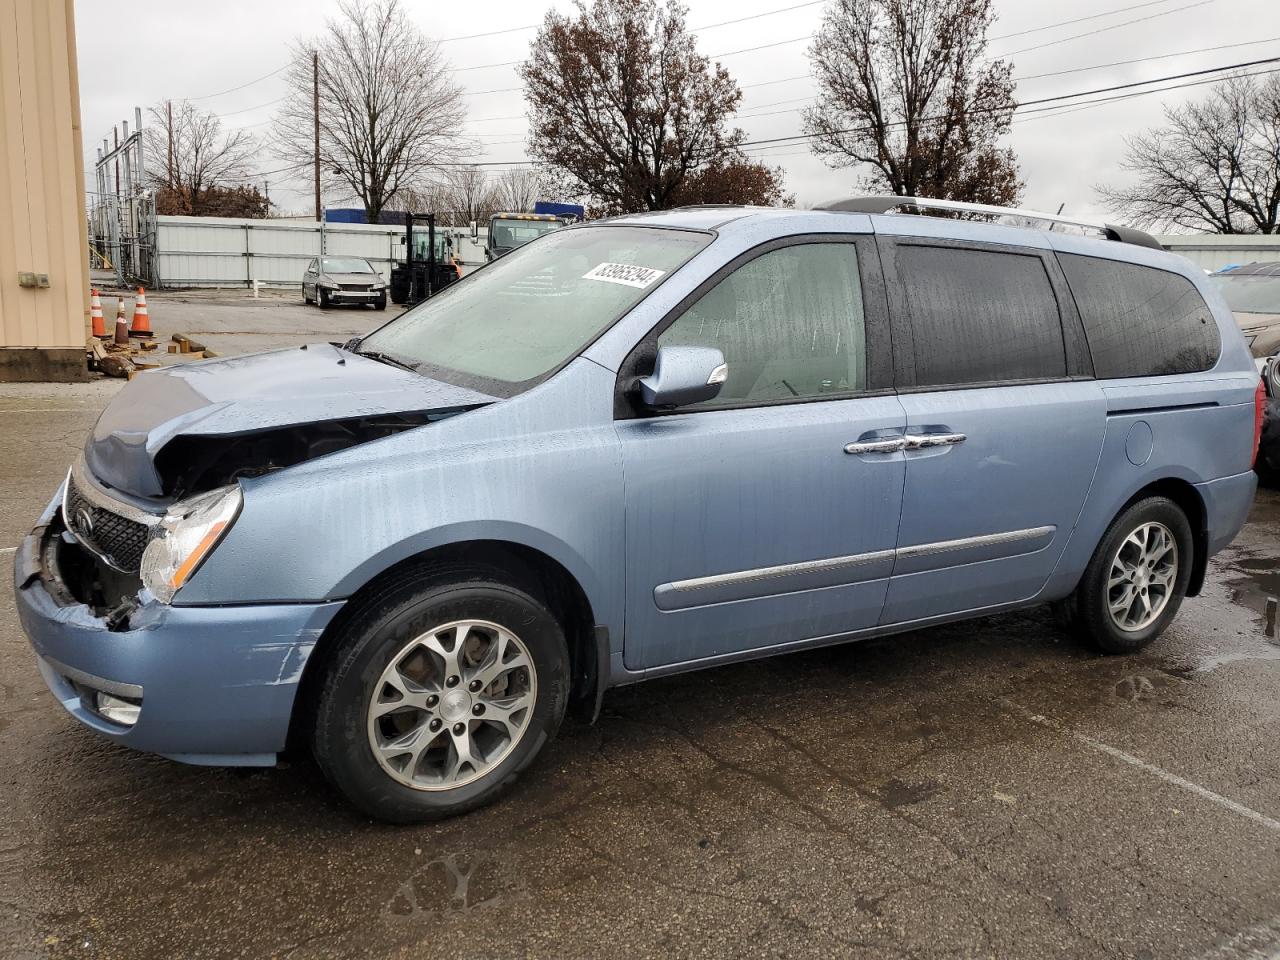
[75,0,1280,221]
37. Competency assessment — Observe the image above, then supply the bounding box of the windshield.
[322,257,375,274]
[1210,272,1280,314]
[358,225,710,394]
[489,219,562,250]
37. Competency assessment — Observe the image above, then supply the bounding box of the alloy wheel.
[1107,521,1178,632]
[367,619,537,791]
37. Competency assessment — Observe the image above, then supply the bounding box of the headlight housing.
[140,485,242,603]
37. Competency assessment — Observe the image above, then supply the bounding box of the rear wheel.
[1068,496,1193,654]
[303,286,313,305]
[311,565,569,822]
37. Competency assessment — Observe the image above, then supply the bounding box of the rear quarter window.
[1058,254,1220,378]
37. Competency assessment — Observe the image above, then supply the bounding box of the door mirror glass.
[639,345,727,409]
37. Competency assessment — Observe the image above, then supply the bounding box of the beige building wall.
[0,0,89,381]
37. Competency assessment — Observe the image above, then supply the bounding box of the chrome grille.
[63,473,151,572]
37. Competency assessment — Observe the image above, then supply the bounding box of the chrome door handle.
[903,432,966,450]
[844,438,906,455]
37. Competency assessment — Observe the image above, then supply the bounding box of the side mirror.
[639,345,727,409]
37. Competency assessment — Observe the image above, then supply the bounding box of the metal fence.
[156,217,387,289]
[147,215,489,289]
[1155,234,1280,271]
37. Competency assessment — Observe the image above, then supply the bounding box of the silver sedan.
[302,257,388,310]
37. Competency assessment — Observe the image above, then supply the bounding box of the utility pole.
[166,100,174,189]
[313,50,321,222]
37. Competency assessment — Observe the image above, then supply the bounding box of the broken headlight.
[140,485,242,603]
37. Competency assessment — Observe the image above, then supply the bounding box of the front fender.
[175,359,626,640]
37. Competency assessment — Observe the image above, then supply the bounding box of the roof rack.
[813,195,1164,251]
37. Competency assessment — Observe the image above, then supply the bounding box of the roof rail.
[813,195,1164,251]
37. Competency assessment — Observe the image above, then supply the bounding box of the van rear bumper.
[1196,470,1258,558]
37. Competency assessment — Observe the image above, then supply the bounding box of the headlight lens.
[140,485,242,603]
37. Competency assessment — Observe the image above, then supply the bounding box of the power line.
[712,35,810,57]
[1018,36,1280,82]
[988,0,1179,41]
[187,64,290,101]
[439,23,537,43]
[734,55,1280,149]
[694,1,824,31]
[732,39,1280,120]
[997,0,1214,57]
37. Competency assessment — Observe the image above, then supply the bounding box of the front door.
[616,238,907,670]
[877,238,1106,624]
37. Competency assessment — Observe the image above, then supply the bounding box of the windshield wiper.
[354,349,418,373]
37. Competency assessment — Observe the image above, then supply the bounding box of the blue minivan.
[15,197,1263,821]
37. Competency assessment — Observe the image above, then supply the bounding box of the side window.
[1058,254,1220,378]
[656,243,866,407]
[896,245,1067,387]
[307,259,317,273]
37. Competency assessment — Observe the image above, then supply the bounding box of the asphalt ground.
[2,291,1279,959]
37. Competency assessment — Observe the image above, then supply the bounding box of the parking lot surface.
[1,296,1279,959]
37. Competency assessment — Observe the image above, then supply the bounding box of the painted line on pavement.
[1001,699,1280,832]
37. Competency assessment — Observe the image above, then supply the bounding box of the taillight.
[1254,378,1266,468]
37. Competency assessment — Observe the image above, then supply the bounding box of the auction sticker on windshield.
[582,262,666,288]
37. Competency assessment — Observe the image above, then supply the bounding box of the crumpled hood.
[85,344,496,499]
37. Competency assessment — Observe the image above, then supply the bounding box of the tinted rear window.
[1059,254,1220,378]
[897,245,1067,387]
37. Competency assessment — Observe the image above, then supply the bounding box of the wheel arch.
[288,536,606,754]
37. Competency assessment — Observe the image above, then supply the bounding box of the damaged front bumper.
[14,488,344,767]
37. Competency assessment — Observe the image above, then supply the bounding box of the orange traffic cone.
[129,286,154,337]
[90,288,107,338]
[113,299,130,346]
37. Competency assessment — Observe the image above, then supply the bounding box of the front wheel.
[318,288,331,309]
[1068,496,1193,655]
[311,566,569,822]
[373,293,387,311]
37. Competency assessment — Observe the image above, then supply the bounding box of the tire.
[312,564,569,822]
[1068,496,1194,655]
[374,294,387,311]
[303,286,313,305]
[318,288,331,309]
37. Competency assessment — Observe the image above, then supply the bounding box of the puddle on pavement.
[1228,557,1280,617]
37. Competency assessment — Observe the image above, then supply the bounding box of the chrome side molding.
[656,524,1057,611]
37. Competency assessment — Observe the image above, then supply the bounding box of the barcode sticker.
[582,262,666,288]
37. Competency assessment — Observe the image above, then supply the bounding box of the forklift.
[389,212,461,306]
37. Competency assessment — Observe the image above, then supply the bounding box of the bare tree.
[142,100,258,215]
[273,0,467,221]
[440,166,502,225]
[494,167,546,212]
[803,0,1021,205]
[520,0,781,214]
[1099,73,1280,234]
